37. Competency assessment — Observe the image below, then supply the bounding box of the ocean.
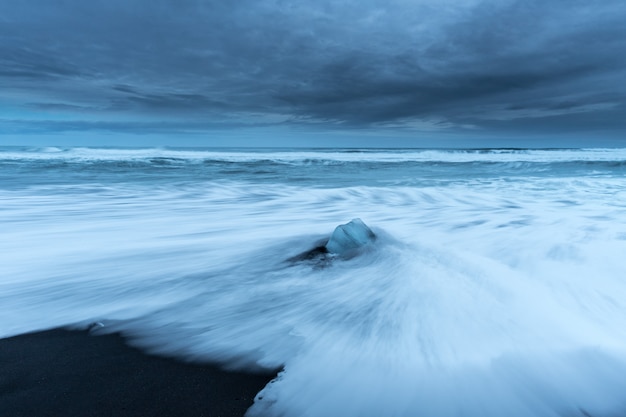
[2,146,626,416]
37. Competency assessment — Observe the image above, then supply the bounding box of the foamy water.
[1,147,626,416]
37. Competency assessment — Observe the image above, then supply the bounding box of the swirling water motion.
[2,147,626,416]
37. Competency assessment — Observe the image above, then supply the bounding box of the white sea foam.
[1,149,626,416]
[2,146,626,164]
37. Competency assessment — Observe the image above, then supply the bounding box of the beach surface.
[0,328,277,417]
[3,147,626,416]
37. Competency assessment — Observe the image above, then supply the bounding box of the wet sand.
[0,328,277,417]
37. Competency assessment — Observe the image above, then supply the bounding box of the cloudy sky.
[1,0,625,147]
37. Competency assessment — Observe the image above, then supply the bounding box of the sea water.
[1,147,626,416]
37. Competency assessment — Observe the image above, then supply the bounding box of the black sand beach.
[0,328,277,417]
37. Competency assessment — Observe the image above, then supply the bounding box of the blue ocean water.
[2,147,626,416]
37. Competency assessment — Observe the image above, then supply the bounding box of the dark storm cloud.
[0,48,83,79]
[1,0,625,140]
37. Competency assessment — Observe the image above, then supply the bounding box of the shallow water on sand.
[2,147,626,416]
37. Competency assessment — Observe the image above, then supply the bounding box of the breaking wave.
[1,147,626,416]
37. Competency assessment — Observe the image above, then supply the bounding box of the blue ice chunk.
[325,218,376,255]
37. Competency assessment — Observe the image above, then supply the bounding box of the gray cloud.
[1,0,625,143]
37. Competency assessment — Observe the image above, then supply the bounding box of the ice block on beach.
[325,218,376,255]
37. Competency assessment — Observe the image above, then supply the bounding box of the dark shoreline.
[0,328,278,417]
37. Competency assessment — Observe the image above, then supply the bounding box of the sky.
[1,0,625,147]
